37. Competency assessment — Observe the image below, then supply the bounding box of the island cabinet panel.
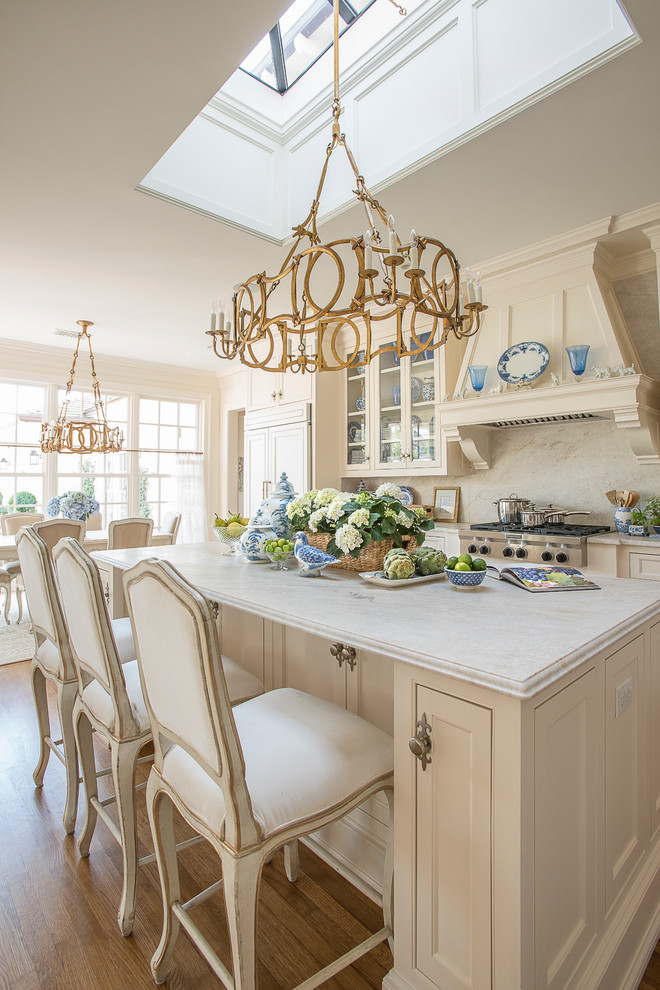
[277,627,393,894]
[604,635,645,915]
[651,621,660,840]
[218,604,265,685]
[96,562,127,619]
[414,686,493,990]
[534,669,598,990]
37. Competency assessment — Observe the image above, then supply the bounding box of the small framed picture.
[432,486,460,523]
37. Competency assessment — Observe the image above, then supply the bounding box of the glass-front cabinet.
[342,333,442,475]
[345,358,369,470]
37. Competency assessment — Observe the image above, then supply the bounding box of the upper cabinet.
[342,318,467,477]
[247,368,312,413]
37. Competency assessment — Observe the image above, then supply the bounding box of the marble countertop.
[587,532,660,548]
[93,542,660,701]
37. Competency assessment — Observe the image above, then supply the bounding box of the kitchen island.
[93,542,660,990]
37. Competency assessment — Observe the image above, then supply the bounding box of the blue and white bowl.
[444,566,487,587]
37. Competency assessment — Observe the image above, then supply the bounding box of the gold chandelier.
[41,320,124,454]
[207,0,486,375]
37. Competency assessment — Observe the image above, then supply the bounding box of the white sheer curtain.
[174,453,207,544]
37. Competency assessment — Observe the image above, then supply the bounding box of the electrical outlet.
[615,677,633,718]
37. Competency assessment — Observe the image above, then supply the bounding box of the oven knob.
[541,549,554,562]
[502,546,515,558]
[515,547,528,559]
[555,550,569,564]
[479,544,491,555]
[467,543,478,554]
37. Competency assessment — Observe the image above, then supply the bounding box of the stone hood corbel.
[439,217,660,468]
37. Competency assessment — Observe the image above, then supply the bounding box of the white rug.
[0,600,34,666]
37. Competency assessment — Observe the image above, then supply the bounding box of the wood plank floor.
[0,660,392,990]
[3,657,660,990]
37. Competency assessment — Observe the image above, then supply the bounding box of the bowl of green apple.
[264,537,295,570]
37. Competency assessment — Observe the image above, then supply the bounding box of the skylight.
[240,0,376,93]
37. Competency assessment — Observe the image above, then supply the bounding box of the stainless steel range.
[459,522,612,568]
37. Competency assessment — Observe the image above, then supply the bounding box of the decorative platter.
[399,485,414,505]
[497,341,550,384]
[347,420,361,442]
[410,377,422,401]
[359,569,446,587]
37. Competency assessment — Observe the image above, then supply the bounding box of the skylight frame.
[240,0,377,94]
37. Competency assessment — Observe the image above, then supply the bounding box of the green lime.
[472,558,487,571]
[457,553,472,564]
[455,561,471,571]
[446,556,458,569]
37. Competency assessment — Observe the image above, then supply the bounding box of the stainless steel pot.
[492,494,532,525]
[519,507,590,527]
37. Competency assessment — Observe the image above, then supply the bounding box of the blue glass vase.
[468,365,488,392]
[566,345,590,379]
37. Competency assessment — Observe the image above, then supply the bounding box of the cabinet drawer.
[629,552,660,581]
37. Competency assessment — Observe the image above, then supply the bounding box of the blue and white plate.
[410,377,422,402]
[399,485,414,505]
[497,341,550,384]
[347,420,361,442]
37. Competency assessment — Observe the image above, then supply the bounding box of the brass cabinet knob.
[409,712,432,770]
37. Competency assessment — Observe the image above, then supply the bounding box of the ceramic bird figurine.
[293,531,338,577]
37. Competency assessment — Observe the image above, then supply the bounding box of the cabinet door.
[604,636,644,913]
[280,371,312,407]
[409,350,437,468]
[269,421,309,499]
[344,364,369,471]
[247,369,279,412]
[414,685,492,990]
[534,669,597,990]
[376,349,405,470]
[244,428,269,518]
[629,552,660,581]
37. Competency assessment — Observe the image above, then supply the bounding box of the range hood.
[439,221,660,469]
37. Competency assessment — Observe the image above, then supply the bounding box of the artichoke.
[410,546,447,576]
[383,551,415,580]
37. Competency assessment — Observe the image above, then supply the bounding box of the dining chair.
[86,512,103,531]
[17,527,140,834]
[33,518,85,557]
[108,517,154,550]
[124,557,394,989]
[1,511,44,536]
[0,565,15,623]
[160,511,182,544]
[53,538,265,936]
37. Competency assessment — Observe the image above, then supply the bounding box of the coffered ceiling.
[0,0,659,372]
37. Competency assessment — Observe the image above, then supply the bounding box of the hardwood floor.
[3,655,660,990]
[0,660,392,990]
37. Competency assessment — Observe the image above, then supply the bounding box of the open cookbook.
[486,564,600,592]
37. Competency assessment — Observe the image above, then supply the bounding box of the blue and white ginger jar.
[259,472,296,540]
[239,508,277,563]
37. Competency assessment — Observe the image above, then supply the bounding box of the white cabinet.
[247,368,312,413]
[244,417,310,518]
[413,686,492,990]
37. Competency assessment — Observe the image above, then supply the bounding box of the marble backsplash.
[342,417,660,527]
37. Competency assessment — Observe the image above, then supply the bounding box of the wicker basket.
[305,532,417,573]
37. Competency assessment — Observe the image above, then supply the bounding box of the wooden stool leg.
[284,840,300,882]
[383,787,395,952]
[75,710,99,857]
[221,851,261,990]
[57,681,79,834]
[1,582,10,624]
[113,738,143,936]
[148,781,181,984]
[30,663,50,787]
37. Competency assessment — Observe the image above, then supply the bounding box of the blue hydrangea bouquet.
[47,491,100,521]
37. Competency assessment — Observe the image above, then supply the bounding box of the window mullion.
[269,24,288,93]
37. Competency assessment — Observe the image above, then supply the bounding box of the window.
[138,398,201,529]
[240,0,375,92]
[54,390,129,525]
[0,382,47,515]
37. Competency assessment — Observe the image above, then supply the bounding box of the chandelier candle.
[206,0,486,375]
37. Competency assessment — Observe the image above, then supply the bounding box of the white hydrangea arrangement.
[286,485,433,559]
